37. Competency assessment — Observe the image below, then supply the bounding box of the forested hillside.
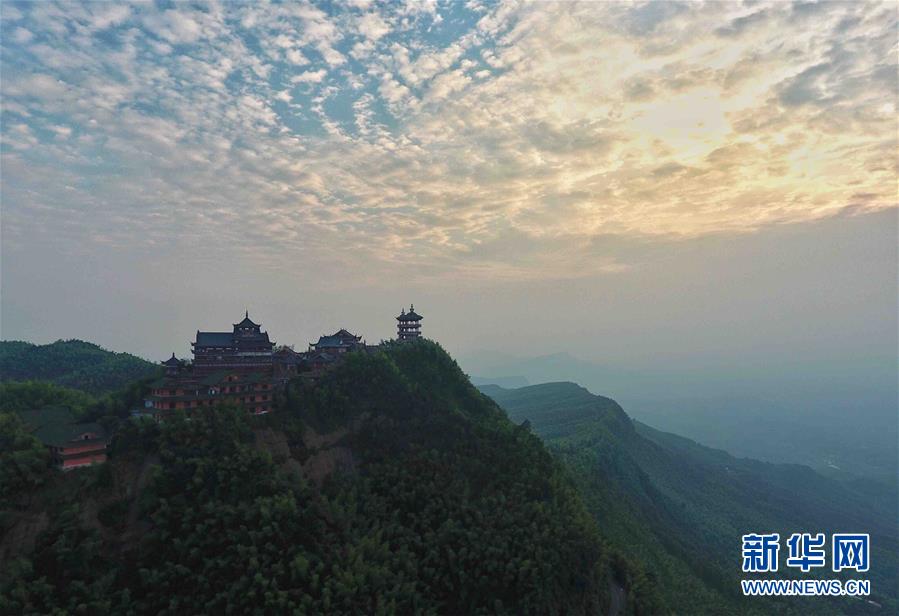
[1,342,646,615]
[482,382,898,615]
[0,340,159,395]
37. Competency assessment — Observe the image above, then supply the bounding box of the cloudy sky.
[1,1,896,397]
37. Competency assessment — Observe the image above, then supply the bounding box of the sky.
[1,1,896,400]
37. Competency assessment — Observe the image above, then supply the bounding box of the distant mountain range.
[463,351,898,485]
[481,381,898,614]
[0,340,159,395]
[469,374,530,389]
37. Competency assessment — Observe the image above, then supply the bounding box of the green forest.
[3,340,895,615]
[483,382,898,615]
[1,342,645,615]
[0,340,159,395]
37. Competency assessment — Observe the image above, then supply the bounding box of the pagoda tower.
[396,304,423,341]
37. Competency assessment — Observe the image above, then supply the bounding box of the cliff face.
[2,341,629,615]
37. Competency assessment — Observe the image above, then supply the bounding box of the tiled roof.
[397,305,422,321]
[234,311,259,328]
[312,329,362,348]
[194,331,234,347]
[16,406,107,448]
[162,353,181,366]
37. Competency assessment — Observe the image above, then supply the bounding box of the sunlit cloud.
[1,0,895,282]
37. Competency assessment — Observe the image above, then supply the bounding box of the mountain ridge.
[464,351,898,484]
[0,339,159,395]
[481,381,899,614]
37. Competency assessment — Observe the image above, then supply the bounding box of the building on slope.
[16,407,108,470]
[144,370,275,417]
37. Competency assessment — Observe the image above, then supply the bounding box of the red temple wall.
[62,453,107,469]
[61,443,107,456]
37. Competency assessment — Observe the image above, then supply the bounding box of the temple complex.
[147,306,423,418]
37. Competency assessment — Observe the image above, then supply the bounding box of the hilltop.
[1,341,639,614]
[0,340,159,395]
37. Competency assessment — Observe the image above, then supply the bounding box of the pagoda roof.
[311,329,362,348]
[162,353,181,367]
[397,304,423,321]
[234,311,260,328]
[194,331,234,347]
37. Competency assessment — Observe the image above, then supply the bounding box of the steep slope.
[0,340,159,395]
[1,342,635,615]
[483,382,899,615]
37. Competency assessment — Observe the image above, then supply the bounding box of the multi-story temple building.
[146,312,279,417]
[191,312,275,374]
[397,305,423,341]
[145,371,275,417]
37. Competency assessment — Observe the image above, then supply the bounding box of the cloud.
[4,74,69,99]
[291,69,328,84]
[379,75,412,106]
[714,9,770,38]
[0,0,895,284]
[2,5,23,21]
[49,124,72,139]
[11,26,33,43]
[285,48,309,65]
[424,69,470,103]
[89,4,131,31]
[273,90,293,103]
[357,12,390,41]
[142,9,204,45]
[777,62,833,106]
